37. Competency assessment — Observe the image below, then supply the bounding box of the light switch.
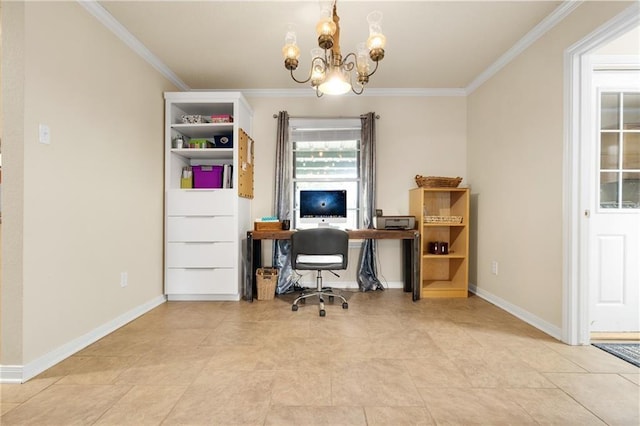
[39,124,51,145]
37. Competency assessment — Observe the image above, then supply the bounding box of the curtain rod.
[272,114,380,119]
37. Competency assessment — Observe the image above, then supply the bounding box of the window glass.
[600,133,619,169]
[601,92,620,130]
[600,171,619,209]
[290,119,361,229]
[622,172,640,209]
[622,92,640,130]
[599,92,639,210]
[622,133,639,170]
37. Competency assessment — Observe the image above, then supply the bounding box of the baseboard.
[469,283,562,340]
[0,365,24,384]
[0,295,166,384]
[167,294,241,301]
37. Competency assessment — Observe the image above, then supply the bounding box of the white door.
[588,68,640,333]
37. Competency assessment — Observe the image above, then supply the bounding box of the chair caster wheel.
[292,305,298,311]
[329,296,334,303]
[342,302,348,309]
[319,309,326,317]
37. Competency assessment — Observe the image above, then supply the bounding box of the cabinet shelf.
[423,254,466,259]
[423,223,466,227]
[171,123,233,138]
[171,148,233,160]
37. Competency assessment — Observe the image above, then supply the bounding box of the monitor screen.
[299,190,347,225]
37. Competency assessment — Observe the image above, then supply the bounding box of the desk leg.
[402,239,412,293]
[249,237,262,302]
[245,234,263,302]
[245,233,253,302]
[412,232,421,301]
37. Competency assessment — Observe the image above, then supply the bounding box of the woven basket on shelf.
[424,215,463,224]
[415,175,463,188]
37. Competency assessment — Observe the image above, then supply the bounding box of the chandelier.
[282,1,386,96]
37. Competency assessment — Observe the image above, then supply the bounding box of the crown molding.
[219,88,468,98]
[466,0,583,95]
[77,0,190,91]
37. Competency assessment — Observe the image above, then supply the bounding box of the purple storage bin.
[193,165,223,188]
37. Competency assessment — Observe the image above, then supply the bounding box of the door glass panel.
[622,172,640,209]
[601,93,620,130]
[623,92,640,130]
[623,133,640,169]
[598,91,640,211]
[600,133,619,169]
[600,172,619,209]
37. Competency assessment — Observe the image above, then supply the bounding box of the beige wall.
[467,1,631,329]
[2,1,176,367]
[246,95,467,285]
[594,25,640,55]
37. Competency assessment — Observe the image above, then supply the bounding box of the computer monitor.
[299,189,347,226]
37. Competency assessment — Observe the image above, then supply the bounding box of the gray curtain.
[273,111,295,294]
[357,112,384,291]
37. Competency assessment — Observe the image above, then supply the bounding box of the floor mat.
[592,343,640,368]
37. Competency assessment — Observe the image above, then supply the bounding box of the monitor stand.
[317,223,337,228]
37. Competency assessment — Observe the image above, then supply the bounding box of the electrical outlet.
[120,272,128,287]
[39,124,51,144]
[491,261,498,276]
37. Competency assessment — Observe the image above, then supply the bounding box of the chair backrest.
[290,228,349,271]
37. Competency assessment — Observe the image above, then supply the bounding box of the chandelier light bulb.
[366,10,386,61]
[282,24,300,69]
[310,48,326,86]
[282,43,300,61]
[316,18,336,38]
[356,42,370,75]
[318,67,351,95]
[316,2,336,49]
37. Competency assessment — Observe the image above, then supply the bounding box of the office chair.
[290,227,349,316]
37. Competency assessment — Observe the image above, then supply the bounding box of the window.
[290,118,361,229]
[599,91,640,209]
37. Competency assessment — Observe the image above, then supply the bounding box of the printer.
[373,215,416,230]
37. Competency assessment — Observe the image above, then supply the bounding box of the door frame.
[563,3,639,345]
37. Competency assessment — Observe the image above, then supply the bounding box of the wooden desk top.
[248,228,419,240]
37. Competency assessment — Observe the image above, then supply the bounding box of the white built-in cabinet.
[164,92,253,300]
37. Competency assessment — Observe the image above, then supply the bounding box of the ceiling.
[98,0,565,92]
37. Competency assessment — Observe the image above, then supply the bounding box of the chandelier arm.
[342,52,357,71]
[351,84,365,95]
[289,68,313,84]
[365,60,380,78]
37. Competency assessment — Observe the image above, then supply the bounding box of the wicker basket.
[424,216,463,224]
[256,268,278,300]
[415,175,463,188]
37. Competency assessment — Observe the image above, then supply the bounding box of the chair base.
[292,271,348,316]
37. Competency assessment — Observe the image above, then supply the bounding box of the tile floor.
[1,290,638,425]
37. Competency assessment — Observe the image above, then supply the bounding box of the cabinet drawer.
[167,216,235,242]
[166,190,234,216]
[166,267,237,295]
[166,242,234,267]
